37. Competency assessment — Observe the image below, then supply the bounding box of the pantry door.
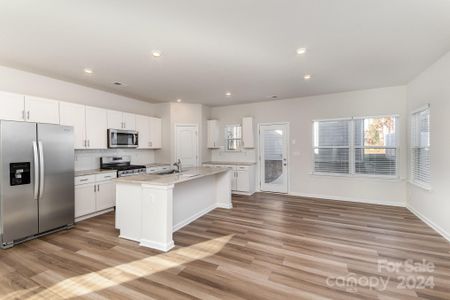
[175,124,199,168]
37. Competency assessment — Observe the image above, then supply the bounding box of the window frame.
[312,114,400,179]
[409,105,431,190]
[224,124,242,152]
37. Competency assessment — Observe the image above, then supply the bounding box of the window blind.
[313,115,398,177]
[313,119,350,174]
[411,108,431,187]
[354,117,398,176]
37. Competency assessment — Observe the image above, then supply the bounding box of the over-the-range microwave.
[107,129,138,148]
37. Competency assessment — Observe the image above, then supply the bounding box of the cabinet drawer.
[75,175,96,185]
[96,172,117,182]
[234,165,250,171]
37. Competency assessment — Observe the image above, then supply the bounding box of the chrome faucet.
[173,159,182,173]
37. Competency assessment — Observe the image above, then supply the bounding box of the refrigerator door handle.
[38,141,45,199]
[32,141,39,200]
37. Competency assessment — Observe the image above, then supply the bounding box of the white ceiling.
[0,0,450,106]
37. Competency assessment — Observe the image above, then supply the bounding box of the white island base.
[115,168,232,252]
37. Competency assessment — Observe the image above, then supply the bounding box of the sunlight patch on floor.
[2,234,234,300]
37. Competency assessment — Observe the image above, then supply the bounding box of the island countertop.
[114,166,230,186]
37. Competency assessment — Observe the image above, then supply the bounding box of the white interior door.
[259,123,289,193]
[175,124,198,168]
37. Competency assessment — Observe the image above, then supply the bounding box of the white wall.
[0,65,160,170]
[0,65,159,115]
[210,86,407,206]
[406,51,450,240]
[155,102,209,164]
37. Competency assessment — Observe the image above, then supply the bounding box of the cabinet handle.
[27,111,30,120]
[97,184,100,192]
[94,185,96,192]
[80,178,88,182]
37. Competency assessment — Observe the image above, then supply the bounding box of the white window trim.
[312,115,400,179]
[409,105,431,191]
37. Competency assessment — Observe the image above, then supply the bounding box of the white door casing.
[259,123,289,193]
[175,124,198,168]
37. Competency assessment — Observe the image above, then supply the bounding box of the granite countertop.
[75,169,117,177]
[202,161,256,166]
[114,167,230,186]
[145,163,172,167]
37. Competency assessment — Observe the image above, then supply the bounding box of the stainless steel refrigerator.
[0,120,74,248]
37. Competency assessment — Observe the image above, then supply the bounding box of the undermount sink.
[155,170,178,175]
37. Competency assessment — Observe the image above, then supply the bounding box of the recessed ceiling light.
[304,74,312,80]
[271,95,278,99]
[176,98,182,103]
[113,81,123,86]
[225,92,231,97]
[297,48,307,55]
[84,68,93,74]
[152,50,161,57]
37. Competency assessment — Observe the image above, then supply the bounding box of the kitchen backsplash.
[210,148,256,162]
[75,149,156,171]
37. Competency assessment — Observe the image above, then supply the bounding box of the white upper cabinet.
[107,110,136,130]
[0,91,25,121]
[59,102,86,149]
[135,114,151,149]
[149,117,162,149]
[123,113,136,130]
[86,106,108,149]
[242,117,254,148]
[136,115,161,149]
[24,96,60,124]
[107,110,123,129]
[207,120,220,148]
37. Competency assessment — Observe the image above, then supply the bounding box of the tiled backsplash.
[210,148,256,163]
[75,149,155,171]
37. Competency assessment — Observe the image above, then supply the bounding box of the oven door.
[108,129,138,148]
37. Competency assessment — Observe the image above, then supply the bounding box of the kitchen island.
[114,167,232,251]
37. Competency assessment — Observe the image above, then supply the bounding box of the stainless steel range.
[100,156,146,177]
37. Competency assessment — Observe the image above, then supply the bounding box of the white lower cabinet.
[236,169,250,192]
[75,183,96,217]
[96,181,116,211]
[203,163,256,195]
[75,172,117,221]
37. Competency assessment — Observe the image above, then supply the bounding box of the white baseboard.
[217,203,233,209]
[173,203,217,232]
[406,205,450,243]
[140,239,175,252]
[233,191,254,196]
[288,192,406,207]
[75,208,115,223]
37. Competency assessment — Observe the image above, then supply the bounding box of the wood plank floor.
[0,193,449,299]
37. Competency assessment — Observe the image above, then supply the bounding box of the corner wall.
[406,51,450,240]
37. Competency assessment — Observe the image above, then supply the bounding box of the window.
[354,117,397,176]
[313,115,398,177]
[410,107,431,188]
[224,124,242,151]
[313,119,350,174]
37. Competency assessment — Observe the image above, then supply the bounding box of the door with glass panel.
[259,123,289,193]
